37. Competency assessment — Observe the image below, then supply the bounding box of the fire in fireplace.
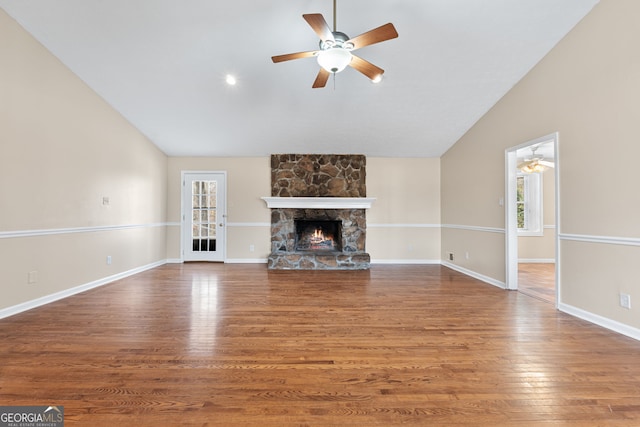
[295,220,342,252]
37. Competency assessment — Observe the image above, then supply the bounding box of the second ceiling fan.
[271,0,399,88]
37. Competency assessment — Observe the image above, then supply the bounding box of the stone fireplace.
[262,154,374,270]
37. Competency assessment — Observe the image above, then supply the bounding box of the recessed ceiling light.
[225,74,237,85]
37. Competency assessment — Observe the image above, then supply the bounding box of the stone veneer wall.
[271,154,366,197]
[268,154,370,270]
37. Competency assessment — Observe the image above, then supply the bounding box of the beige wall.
[0,10,168,312]
[166,157,442,263]
[166,157,272,261]
[367,158,441,262]
[441,0,640,331]
[3,137,440,285]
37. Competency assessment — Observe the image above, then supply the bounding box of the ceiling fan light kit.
[271,0,398,88]
[317,48,352,73]
[518,146,554,173]
[520,161,547,174]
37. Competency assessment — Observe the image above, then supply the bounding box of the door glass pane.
[191,180,217,252]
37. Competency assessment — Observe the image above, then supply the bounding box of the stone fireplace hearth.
[263,154,374,270]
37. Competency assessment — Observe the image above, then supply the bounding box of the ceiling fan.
[518,146,555,173]
[271,0,399,88]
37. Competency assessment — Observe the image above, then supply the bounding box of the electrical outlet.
[249,245,255,252]
[465,251,470,260]
[107,255,112,265]
[102,196,110,206]
[28,270,38,284]
[619,293,631,309]
[447,252,454,261]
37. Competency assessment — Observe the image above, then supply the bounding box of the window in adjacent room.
[516,172,543,236]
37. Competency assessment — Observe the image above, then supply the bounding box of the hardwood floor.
[518,263,556,304]
[1,264,639,426]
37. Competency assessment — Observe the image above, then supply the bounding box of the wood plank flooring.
[518,263,556,304]
[1,264,640,426]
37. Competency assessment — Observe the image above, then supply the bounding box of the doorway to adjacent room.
[505,133,559,305]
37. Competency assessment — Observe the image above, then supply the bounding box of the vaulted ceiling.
[1,0,599,157]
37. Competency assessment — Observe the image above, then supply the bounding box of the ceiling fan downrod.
[333,0,337,32]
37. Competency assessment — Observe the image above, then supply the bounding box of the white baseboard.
[441,261,506,289]
[371,259,440,265]
[165,258,269,264]
[224,258,442,265]
[558,303,640,342]
[518,258,555,263]
[225,258,268,264]
[0,260,166,320]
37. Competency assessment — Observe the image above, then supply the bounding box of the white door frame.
[505,132,560,307]
[181,171,227,262]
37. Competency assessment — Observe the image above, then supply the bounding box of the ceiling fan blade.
[312,68,331,88]
[272,51,318,63]
[303,13,335,42]
[347,23,398,50]
[349,55,384,81]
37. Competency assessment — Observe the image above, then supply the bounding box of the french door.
[182,172,226,262]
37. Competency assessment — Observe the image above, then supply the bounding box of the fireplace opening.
[295,220,342,252]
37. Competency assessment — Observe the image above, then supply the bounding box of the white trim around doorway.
[505,132,560,308]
